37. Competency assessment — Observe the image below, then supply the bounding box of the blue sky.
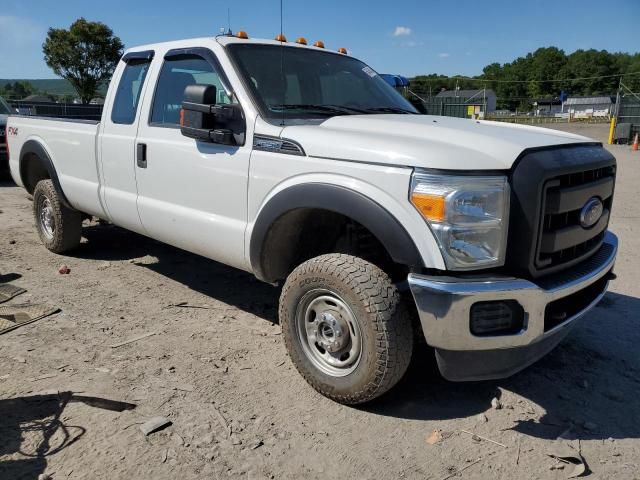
[1,0,638,79]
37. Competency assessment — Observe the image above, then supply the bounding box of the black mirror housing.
[182,84,217,134]
[180,84,243,145]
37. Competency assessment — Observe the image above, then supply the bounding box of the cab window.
[150,56,234,126]
[111,60,151,125]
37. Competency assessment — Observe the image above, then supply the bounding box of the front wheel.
[33,179,82,253]
[279,254,413,404]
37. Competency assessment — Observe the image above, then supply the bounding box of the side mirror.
[180,84,243,145]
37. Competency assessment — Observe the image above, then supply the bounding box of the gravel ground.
[1,123,639,480]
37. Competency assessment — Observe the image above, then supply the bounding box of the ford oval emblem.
[580,197,603,228]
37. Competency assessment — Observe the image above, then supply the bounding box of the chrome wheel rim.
[39,197,55,239]
[296,289,362,377]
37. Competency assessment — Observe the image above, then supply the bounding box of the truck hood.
[280,115,593,170]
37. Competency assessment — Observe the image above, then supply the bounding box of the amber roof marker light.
[313,40,325,48]
[296,37,307,45]
[236,31,248,39]
[338,47,348,54]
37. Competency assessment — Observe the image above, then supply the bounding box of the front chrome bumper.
[408,231,618,381]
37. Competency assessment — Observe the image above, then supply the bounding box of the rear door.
[99,51,154,234]
[133,48,250,270]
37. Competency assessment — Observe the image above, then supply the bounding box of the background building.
[565,96,614,118]
[426,89,497,118]
[532,98,563,116]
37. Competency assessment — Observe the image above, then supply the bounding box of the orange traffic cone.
[633,133,639,151]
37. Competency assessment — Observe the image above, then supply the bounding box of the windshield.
[227,44,417,124]
[0,97,11,115]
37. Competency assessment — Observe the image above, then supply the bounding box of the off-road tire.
[279,254,413,404]
[33,179,82,253]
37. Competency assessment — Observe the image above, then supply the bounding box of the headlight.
[410,172,510,270]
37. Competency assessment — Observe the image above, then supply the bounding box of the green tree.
[42,18,123,104]
[615,52,640,91]
[0,81,36,100]
[525,47,568,98]
[561,49,618,95]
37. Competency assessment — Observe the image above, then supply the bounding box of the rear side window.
[150,56,233,126]
[111,61,151,125]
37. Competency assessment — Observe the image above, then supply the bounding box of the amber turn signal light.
[410,193,446,222]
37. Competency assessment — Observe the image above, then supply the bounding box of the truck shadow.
[367,291,640,442]
[0,392,135,480]
[73,223,280,323]
[72,223,640,441]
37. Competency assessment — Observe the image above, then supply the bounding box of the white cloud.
[438,52,450,58]
[393,26,412,37]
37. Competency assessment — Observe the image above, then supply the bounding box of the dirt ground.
[1,122,639,480]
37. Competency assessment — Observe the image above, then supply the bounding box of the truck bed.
[7,115,106,219]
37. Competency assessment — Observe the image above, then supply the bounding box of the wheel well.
[21,152,51,194]
[259,208,408,283]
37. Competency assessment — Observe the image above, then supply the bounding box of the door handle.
[136,143,147,168]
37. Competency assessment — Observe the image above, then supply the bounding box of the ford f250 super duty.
[7,34,618,404]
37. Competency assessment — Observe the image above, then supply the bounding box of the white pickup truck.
[7,34,618,404]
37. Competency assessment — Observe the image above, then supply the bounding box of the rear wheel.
[279,254,413,404]
[33,179,82,253]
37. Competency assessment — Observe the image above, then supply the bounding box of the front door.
[134,50,250,271]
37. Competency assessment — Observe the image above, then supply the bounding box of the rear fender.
[19,139,72,209]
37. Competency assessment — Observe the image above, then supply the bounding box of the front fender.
[249,181,433,282]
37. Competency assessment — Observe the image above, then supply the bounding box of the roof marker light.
[296,37,307,45]
[313,40,325,48]
[275,33,287,42]
[236,31,248,39]
[338,47,348,54]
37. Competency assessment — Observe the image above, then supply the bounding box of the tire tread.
[32,179,82,253]
[280,253,413,404]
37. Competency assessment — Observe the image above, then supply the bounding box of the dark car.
[0,96,12,178]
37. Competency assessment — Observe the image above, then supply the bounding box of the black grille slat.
[545,176,614,214]
[538,231,605,269]
[544,274,609,331]
[540,210,609,253]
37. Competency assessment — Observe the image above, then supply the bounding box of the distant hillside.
[0,79,107,97]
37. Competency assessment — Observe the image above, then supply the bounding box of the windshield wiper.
[364,106,416,114]
[270,104,366,115]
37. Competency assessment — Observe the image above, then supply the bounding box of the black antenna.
[279,0,285,126]
[225,7,232,36]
